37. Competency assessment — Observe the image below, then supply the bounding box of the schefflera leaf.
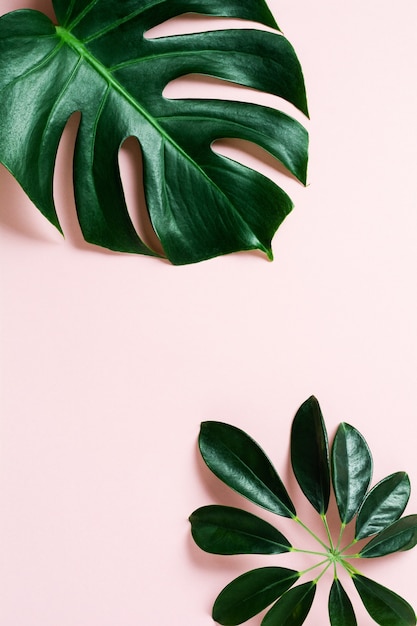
[359,514,417,558]
[0,0,308,265]
[212,567,300,625]
[189,505,292,555]
[328,579,357,626]
[291,396,330,515]
[331,422,372,525]
[355,472,410,540]
[199,422,295,517]
[261,581,316,626]
[352,574,416,626]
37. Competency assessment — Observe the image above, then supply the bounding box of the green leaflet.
[0,0,308,264]
[212,567,299,625]
[355,472,410,540]
[191,398,417,626]
[328,579,357,626]
[189,505,292,555]
[198,421,295,517]
[331,423,372,525]
[290,396,330,515]
[359,514,417,558]
[353,574,416,626]
[261,581,316,626]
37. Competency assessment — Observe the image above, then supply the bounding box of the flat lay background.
[1,1,416,624]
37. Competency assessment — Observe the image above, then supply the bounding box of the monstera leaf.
[0,0,308,264]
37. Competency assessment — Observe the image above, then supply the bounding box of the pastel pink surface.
[0,1,416,624]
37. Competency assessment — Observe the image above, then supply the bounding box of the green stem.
[340,537,357,553]
[293,516,328,550]
[313,560,332,583]
[340,559,361,577]
[321,514,334,550]
[299,558,329,577]
[342,553,361,559]
[336,522,346,550]
[291,547,329,557]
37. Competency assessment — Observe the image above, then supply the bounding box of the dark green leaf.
[328,579,357,626]
[189,505,292,555]
[199,422,295,517]
[261,581,316,626]
[355,472,410,540]
[359,514,417,558]
[290,396,330,515]
[212,567,300,625]
[331,422,372,525]
[353,574,416,626]
[0,1,308,264]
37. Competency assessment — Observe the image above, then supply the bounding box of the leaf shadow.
[0,165,57,244]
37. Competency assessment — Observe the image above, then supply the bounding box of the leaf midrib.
[359,475,406,527]
[56,26,172,138]
[203,522,288,549]
[355,577,412,624]
[55,25,259,246]
[212,440,294,517]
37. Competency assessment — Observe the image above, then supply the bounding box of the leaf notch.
[0,0,309,264]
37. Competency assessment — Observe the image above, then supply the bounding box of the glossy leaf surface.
[359,514,417,558]
[329,579,357,626]
[353,575,416,626]
[0,1,308,264]
[355,472,410,540]
[261,581,316,626]
[189,505,292,555]
[291,396,330,515]
[191,399,417,626]
[199,421,295,517]
[331,422,372,524]
[212,567,299,625]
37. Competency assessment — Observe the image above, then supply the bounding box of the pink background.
[1,0,416,624]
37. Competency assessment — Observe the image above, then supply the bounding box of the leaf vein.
[82,0,172,44]
[0,38,62,97]
[38,56,84,175]
[213,442,291,515]
[109,44,279,72]
[67,0,101,32]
